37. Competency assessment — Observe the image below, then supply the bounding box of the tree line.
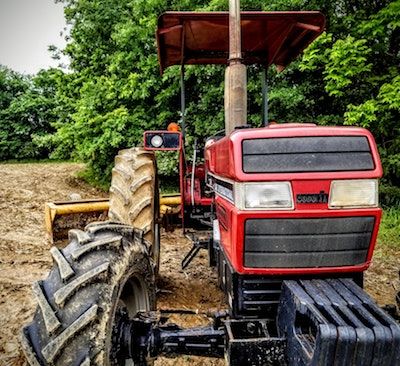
[0,0,399,203]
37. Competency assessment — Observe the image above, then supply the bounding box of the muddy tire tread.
[21,221,155,366]
[108,147,160,273]
[32,281,61,334]
[50,247,75,281]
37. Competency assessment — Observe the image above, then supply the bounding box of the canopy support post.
[261,68,268,126]
[180,64,186,138]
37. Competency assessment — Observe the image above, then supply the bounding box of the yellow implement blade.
[45,199,109,244]
[45,195,181,244]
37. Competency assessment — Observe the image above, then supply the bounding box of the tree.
[47,0,399,192]
[0,67,60,160]
[298,0,400,189]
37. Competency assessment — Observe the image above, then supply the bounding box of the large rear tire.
[109,148,160,275]
[21,221,156,365]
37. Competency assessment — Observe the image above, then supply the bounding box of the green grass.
[76,168,110,192]
[160,179,179,194]
[378,207,400,249]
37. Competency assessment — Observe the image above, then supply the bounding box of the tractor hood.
[205,125,382,182]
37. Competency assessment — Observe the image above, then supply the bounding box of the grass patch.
[377,207,400,249]
[160,177,179,194]
[76,168,110,192]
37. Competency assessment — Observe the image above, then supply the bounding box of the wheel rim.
[112,275,151,366]
[119,276,150,316]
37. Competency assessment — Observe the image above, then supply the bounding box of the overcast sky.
[0,0,67,74]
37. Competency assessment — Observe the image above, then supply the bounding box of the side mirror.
[144,131,182,150]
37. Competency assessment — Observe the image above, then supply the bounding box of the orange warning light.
[167,122,180,132]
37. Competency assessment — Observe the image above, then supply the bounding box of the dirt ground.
[0,162,398,366]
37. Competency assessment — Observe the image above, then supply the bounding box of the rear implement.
[45,195,181,244]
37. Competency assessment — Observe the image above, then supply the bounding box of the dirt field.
[0,162,398,366]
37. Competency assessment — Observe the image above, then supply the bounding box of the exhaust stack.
[224,0,247,135]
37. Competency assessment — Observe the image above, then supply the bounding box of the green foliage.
[0,67,59,160]
[1,0,399,195]
[299,32,332,72]
[359,0,400,39]
[380,184,400,208]
[50,0,275,187]
[156,151,179,177]
[298,0,400,188]
[324,37,372,97]
[344,75,400,183]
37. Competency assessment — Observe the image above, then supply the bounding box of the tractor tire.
[108,148,160,275]
[21,221,156,366]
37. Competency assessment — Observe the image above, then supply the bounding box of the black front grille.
[239,277,283,314]
[244,217,374,268]
[242,136,374,173]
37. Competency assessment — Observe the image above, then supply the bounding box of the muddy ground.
[0,162,398,366]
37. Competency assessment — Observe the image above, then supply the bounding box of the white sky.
[0,0,67,74]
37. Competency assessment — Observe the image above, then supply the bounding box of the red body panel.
[207,124,383,276]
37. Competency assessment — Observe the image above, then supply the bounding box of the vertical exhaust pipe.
[224,0,247,135]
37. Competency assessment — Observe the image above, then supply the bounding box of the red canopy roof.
[157,11,325,73]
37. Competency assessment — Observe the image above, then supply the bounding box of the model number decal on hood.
[296,191,328,204]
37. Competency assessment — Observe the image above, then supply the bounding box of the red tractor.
[22,1,400,365]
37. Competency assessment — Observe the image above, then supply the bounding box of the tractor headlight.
[236,182,294,210]
[329,179,378,209]
[150,134,163,148]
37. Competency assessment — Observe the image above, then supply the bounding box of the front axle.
[114,279,400,365]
